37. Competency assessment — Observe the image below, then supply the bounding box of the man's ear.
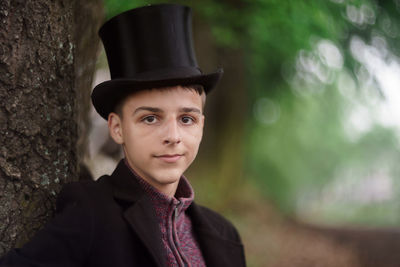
[108,112,124,145]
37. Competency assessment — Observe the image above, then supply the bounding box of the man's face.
[108,86,205,196]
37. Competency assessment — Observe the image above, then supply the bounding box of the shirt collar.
[123,159,194,214]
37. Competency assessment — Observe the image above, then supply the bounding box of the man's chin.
[155,176,181,185]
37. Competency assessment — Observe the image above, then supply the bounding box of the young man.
[0,4,246,267]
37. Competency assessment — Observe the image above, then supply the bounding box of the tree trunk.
[0,0,103,255]
[191,11,247,209]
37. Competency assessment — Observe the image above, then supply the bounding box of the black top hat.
[91,4,223,120]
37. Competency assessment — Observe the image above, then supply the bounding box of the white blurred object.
[85,68,123,180]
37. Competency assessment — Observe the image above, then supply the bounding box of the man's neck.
[123,158,180,198]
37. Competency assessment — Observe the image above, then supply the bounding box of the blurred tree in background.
[245,0,400,225]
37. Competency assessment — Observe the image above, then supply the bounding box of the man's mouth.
[155,154,183,163]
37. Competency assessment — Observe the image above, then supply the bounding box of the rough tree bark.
[0,0,103,256]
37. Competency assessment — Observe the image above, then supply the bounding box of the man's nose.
[163,118,181,145]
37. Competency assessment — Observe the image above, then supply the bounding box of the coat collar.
[108,160,245,267]
[109,160,166,267]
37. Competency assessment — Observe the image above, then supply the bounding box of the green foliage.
[247,85,347,210]
[244,0,400,224]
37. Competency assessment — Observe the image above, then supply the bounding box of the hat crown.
[99,4,199,79]
[91,4,223,120]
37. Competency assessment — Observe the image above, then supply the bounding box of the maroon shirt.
[125,160,206,267]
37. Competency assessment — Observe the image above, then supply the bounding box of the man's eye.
[142,115,158,124]
[181,116,194,125]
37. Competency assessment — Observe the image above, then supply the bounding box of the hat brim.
[91,69,223,120]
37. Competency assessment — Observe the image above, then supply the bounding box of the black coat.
[0,160,246,267]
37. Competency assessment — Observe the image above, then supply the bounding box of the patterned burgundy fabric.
[124,160,206,267]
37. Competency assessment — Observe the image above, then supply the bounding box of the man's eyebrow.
[180,107,202,114]
[133,106,162,114]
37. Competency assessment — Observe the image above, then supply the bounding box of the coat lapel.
[188,203,246,267]
[110,160,166,267]
[123,197,165,267]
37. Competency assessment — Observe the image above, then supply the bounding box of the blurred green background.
[95,0,400,266]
